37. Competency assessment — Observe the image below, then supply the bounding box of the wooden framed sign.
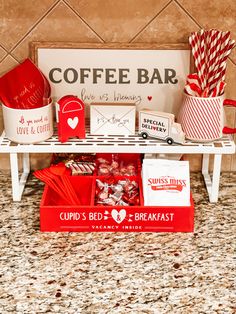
[31,42,191,115]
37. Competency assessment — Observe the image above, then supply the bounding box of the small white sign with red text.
[90,102,136,135]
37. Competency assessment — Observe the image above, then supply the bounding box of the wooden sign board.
[31,42,191,115]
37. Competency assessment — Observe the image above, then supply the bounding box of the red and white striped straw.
[199,29,207,90]
[207,30,222,83]
[208,31,230,92]
[189,31,206,91]
[187,29,235,97]
[208,39,235,93]
[219,39,235,82]
[209,81,226,97]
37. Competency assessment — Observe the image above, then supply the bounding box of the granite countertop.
[0,172,235,314]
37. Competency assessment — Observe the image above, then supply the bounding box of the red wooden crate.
[40,175,194,232]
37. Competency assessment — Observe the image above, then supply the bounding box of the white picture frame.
[31,42,192,115]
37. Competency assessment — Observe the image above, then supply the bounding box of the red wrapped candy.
[95,177,139,206]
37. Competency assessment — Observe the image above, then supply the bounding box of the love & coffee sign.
[31,43,190,115]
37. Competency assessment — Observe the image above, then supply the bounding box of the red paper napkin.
[0,58,51,109]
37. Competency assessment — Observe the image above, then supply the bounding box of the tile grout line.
[129,0,173,43]
[174,0,202,28]
[0,44,8,63]
[0,53,20,65]
[228,57,236,66]
[0,44,7,52]
[8,0,62,61]
[62,0,105,43]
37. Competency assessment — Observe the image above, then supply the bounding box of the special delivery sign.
[35,43,190,115]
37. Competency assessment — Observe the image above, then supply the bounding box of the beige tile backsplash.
[133,1,199,43]
[12,1,102,62]
[0,46,7,61]
[0,0,235,171]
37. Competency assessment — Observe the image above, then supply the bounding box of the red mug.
[178,93,236,142]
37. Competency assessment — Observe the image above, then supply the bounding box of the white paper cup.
[2,103,53,144]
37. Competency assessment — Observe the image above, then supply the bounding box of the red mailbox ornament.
[57,95,85,142]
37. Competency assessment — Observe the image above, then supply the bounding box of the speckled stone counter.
[0,172,235,314]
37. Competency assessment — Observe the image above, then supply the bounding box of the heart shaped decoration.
[111,209,126,224]
[147,96,152,101]
[67,117,79,129]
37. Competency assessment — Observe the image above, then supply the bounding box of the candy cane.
[186,73,201,87]
[184,83,202,97]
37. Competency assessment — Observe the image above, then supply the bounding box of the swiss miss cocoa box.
[142,159,191,207]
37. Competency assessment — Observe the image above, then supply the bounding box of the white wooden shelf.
[0,130,235,154]
[0,129,235,203]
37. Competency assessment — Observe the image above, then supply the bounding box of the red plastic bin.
[40,175,194,232]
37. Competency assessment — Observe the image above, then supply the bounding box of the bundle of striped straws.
[185,29,235,97]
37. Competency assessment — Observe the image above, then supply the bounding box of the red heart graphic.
[147,96,152,101]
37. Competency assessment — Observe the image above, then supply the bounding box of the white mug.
[2,102,53,144]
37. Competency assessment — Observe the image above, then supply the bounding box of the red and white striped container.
[178,93,236,142]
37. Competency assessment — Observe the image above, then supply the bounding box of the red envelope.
[0,58,51,109]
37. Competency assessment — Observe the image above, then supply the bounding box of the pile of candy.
[66,160,96,175]
[95,178,140,206]
[53,153,96,175]
[97,156,137,176]
[51,153,139,176]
